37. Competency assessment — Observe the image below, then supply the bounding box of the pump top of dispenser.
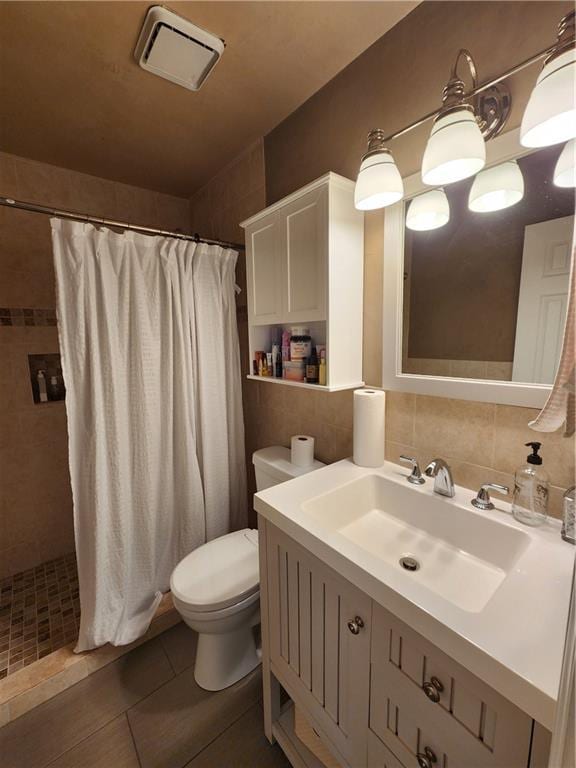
[525,441,543,465]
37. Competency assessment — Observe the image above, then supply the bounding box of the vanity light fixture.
[355,10,574,211]
[468,160,525,213]
[520,11,576,147]
[421,50,489,186]
[553,139,576,188]
[354,129,404,210]
[405,189,449,231]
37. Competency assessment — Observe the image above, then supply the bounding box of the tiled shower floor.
[0,553,80,679]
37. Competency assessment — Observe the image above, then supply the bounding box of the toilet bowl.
[170,446,325,691]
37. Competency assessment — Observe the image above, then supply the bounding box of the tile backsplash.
[244,382,574,521]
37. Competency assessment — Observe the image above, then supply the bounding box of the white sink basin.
[254,457,573,729]
[301,474,530,612]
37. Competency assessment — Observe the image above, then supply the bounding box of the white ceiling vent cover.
[134,6,224,91]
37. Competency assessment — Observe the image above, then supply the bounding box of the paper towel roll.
[353,389,385,468]
[291,435,315,468]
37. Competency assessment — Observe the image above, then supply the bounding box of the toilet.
[170,446,325,691]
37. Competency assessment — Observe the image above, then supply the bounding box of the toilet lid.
[170,528,259,612]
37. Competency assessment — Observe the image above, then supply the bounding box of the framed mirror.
[382,129,575,407]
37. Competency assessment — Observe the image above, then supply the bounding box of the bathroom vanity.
[255,459,574,768]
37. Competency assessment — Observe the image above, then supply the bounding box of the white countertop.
[254,458,575,730]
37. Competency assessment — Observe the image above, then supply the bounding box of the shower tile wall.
[0,151,191,578]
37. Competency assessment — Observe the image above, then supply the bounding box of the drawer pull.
[347,616,365,635]
[417,747,437,768]
[422,676,444,702]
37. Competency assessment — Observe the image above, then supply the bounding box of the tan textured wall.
[194,1,574,522]
[0,152,190,577]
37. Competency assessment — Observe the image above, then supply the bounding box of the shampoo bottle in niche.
[511,442,549,527]
[37,370,48,403]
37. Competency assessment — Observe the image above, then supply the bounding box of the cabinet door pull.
[417,747,437,768]
[347,616,365,635]
[422,676,444,702]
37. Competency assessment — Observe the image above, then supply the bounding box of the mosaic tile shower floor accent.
[0,553,79,679]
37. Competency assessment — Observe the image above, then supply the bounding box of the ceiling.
[0,2,418,197]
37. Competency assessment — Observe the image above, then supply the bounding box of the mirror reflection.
[402,144,575,384]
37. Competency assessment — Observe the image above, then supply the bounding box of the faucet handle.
[400,455,425,485]
[471,482,509,511]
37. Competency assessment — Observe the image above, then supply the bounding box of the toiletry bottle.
[281,329,291,365]
[37,369,48,402]
[318,350,326,386]
[306,347,319,384]
[562,486,575,544]
[511,442,549,527]
[49,375,60,400]
[290,327,312,362]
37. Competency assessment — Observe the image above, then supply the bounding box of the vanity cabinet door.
[369,603,533,768]
[245,213,283,325]
[278,185,328,323]
[266,525,371,766]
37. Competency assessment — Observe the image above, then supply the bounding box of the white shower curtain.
[51,219,246,651]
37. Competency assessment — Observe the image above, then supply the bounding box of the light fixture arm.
[443,49,478,109]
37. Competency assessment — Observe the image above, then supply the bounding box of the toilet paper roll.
[291,435,315,468]
[353,389,385,468]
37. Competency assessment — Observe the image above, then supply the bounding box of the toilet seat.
[170,528,259,612]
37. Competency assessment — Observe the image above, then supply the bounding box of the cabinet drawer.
[370,603,532,768]
[266,525,371,765]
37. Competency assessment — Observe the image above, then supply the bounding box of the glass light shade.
[354,151,404,210]
[554,139,576,187]
[421,108,486,186]
[406,189,450,231]
[520,48,576,147]
[468,160,524,212]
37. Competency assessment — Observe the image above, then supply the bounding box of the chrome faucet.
[424,458,455,498]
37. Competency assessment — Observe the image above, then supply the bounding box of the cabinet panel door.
[266,525,371,766]
[280,186,327,322]
[246,215,282,325]
[370,603,533,768]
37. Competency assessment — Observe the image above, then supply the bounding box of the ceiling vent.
[134,6,224,91]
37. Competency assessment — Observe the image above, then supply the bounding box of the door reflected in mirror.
[402,144,574,385]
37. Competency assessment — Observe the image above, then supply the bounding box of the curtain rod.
[0,196,245,251]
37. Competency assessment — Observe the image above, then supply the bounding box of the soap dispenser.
[511,442,549,527]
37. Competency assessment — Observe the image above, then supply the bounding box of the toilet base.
[194,626,261,691]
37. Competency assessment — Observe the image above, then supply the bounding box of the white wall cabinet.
[259,519,550,768]
[241,173,364,391]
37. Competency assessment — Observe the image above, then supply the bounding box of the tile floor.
[0,553,79,679]
[0,621,290,768]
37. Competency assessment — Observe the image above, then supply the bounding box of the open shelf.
[273,703,329,768]
[246,375,364,392]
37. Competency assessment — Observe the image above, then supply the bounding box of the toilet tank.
[253,446,325,491]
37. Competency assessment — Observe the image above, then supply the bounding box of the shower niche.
[28,353,66,403]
